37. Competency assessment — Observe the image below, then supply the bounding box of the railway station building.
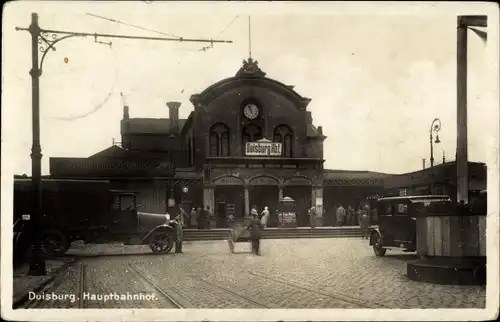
[48,58,486,227]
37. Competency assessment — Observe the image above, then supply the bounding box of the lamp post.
[15,12,232,276]
[429,118,441,168]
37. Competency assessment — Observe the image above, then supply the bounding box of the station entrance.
[248,176,280,227]
[214,185,245,228]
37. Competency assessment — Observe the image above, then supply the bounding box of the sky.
[2,1,498,176]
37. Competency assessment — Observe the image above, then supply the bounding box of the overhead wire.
[197,15,239,52]
[86,13,182,39]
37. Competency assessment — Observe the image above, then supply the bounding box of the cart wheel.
[372,232,386,257]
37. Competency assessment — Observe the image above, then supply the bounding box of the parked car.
[369,195,452,256]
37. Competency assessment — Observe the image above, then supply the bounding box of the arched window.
[209,123,230,157]
[273,125,293,157]
[242,124,262,154]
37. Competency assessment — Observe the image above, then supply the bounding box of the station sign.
[50,157,174,177]
[245,141,282,157]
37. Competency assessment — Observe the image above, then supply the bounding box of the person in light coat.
[336,205,346,227]
[309,206,317,228]
[260,206,270,228]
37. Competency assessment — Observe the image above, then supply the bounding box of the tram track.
[186,275,270,308]
[247,270,389,308]
[128,264,184,308]
[20,260,87,309]
[78,263,88,308]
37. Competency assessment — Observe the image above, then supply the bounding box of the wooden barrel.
[415,214,486,257]
[410,208,486,285]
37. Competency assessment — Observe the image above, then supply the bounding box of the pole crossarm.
[15,25,233,74]
[15,26,233,44]
[458,15,488,28]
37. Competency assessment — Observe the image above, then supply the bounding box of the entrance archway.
[249,176,279,227]
[213,176,245,228]
[283,177,312,227]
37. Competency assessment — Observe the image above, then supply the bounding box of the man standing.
[247,212,263,255]
[190,207,197,229]
[336,204,346,227]
[360,206,370,239]
[346,205,353,226]
[205,205,212,229]
[251,205,258,218]
[173,213,184,253]
[196,206,203,229]
[309,206,317,228]
[260,206,270,228]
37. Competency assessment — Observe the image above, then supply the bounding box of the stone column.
[278,184,284,201]
[244,185,250,217]
[313,185,324,227]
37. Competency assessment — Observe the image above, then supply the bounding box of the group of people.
[178,206,212,229]
[324,204,372,239]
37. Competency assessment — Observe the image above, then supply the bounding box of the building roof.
[383,161,486,189]
[88,145,171,159]
[121,118,187,135]
[323,169,392,180]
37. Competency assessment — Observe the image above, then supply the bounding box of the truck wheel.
[372,232,386,257]
[43,230,70,256]
[149,233,174,253]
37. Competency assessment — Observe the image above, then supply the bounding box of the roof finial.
[248,16,252,60]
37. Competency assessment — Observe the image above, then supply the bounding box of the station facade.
[48,58,486,228]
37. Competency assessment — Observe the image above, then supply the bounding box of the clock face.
[243,104,259,120]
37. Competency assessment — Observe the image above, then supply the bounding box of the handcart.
[227,219,252,253]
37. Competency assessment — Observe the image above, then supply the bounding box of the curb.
[13,259,77,309]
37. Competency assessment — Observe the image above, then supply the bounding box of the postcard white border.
[2,1,499,321]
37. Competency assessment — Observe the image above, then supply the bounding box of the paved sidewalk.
[13,259,74,307]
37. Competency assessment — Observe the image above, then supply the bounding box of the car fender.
[369,228,383,246]
[140,224,175,244]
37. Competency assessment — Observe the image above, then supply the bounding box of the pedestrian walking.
[309,206,317,228]
[336,204,346,227]
[260,206,270,228]
[346,205,353,226]
[246,212,263,255]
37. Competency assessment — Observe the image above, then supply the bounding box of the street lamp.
[429,118,442,168]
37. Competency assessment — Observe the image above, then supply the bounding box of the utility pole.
[15,12,233,276]
[456,15,487,205]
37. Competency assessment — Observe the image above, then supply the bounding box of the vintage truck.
[14,178,179,257]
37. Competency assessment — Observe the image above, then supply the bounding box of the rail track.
[21,261,87,309]
[187,275,269,308]
[78,263,88,308]
[128,264,184,308]
[247,270,389,309]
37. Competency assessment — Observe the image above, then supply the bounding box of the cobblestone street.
[17,238,486,309]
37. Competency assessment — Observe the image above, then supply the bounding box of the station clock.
[243,103,259,120]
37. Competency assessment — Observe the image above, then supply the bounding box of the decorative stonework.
[235,58,266,78]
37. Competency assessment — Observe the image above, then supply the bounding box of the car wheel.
[149,233,174,253]
[43,230,70,256]
[373,233,386,257]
